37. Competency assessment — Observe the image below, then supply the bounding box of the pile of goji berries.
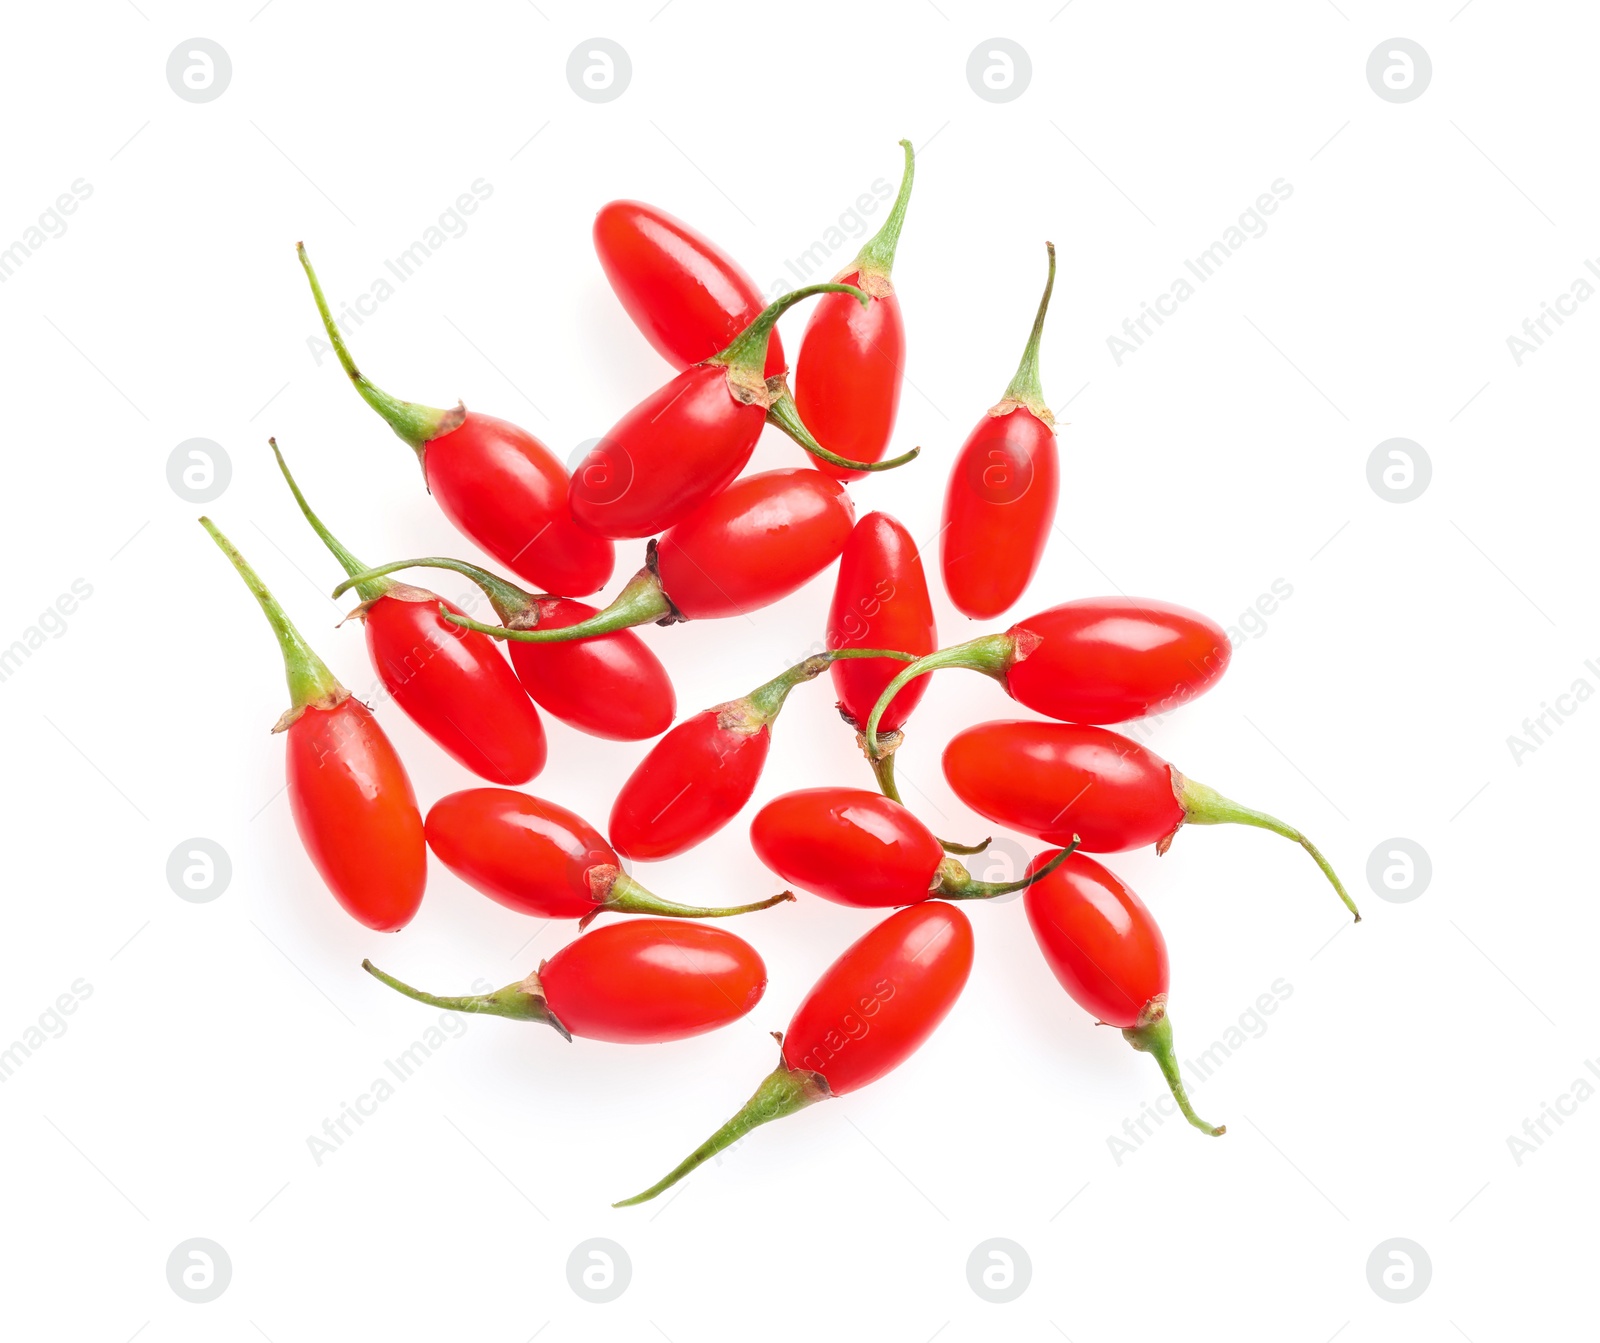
[204,141,1357,1205]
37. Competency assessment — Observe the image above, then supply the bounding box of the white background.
[1,2,1593,1338]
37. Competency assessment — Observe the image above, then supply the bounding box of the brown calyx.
[271,687,353,734]
[986,395,1057,429]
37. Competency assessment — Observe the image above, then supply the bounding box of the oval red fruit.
[593,200,785,376]
[943,720,1182,852]
[1023,851,1168,1029]
[828,512,936,734]
[287,699,428,931]
[655,469,856,620]
[750,788,943,909]
[507,597,676,741]
[782,902,975,1095]
[362,594,546,784]
[1004,598,1231,725]
[543,919,768,1044]
[425,788,616,919]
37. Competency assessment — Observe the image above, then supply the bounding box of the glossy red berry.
[943,720,1359,920]
[425,788,793,925]
[615,901,975,1205]
[201,519,426,932]
[794,142,915,481]
[364,919,768,1044]
[941,243,1060,620]
[1024,850,1222,1136]
[863,596,1231,753]
[299,245,612,596]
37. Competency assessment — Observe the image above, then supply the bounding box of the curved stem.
[329,553,535,626]
[426,564,667,643]
[361,960,572,1040]
[1123,1001,1224,1137]
[744,648,915,726]
[709,282,866,384]
[937,834,993,857]
[863,632,1017,757]
[613,1063,827,1206]
[852,139,915,281]
[1177,776,1361,922]
[583,871,794,930]
[862,731,990,855]
[298,242,465,454]
[200,517,344,714]
[269,439,386,602]
[766,386,921,472]
[866,735,906,803]
[998,241,1057,423]
[937,836,1079,900]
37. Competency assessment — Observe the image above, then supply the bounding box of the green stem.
[708,282,866,384]
[330,554,536,627]
[270,439,387,603]
[936,836,1079,900]
[766,386,921,472]
[863,632,1018,757]
[587,870,794,930]
[1123,1002,1225,1137]
[361,959,572,1040]
[200,517,345,716]
[998,241,1057,423]
[339,558,669,643]
[867,738,906,803]
[743,648,916,726]
[851,139,915,281]
[298,242,465,455]
[613,1062,828,1206]
[864,733,990,855]
[1177,775,1361,923]
[938,835,993,856]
